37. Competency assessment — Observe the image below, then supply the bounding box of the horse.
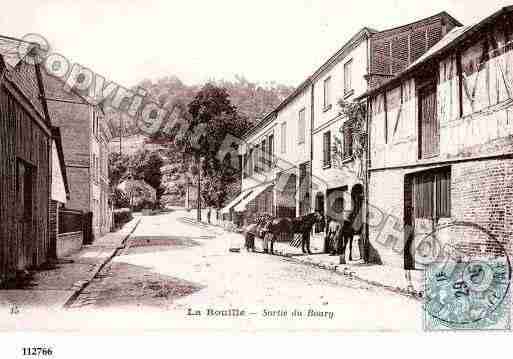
[243,213,273,252]
[265,211,324,255]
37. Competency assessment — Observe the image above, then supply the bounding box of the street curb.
[62,217,142,308]
[247,248,424,301]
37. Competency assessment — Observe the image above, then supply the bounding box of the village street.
[66,209,422,331]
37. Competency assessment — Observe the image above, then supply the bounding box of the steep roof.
[0,35,49,120]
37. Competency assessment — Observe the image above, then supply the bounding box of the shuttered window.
[261,139,266,172]
[268,134,274,169]
[242,153,247,178]
[248,149,254,176]
[419,82,439,158]
[413,168,451,219]
[343,124,353,159]
[323,131,331,167]
[281,122,287,153]
[298,109,306,144]
[323,77,331,109]
[344,60,353,93]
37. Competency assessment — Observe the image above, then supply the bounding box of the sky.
[1,0,511,89]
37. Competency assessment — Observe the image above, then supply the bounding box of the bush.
[113,208,133,229]
[132,198,156,212]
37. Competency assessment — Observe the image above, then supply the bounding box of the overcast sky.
[1,0,511,88]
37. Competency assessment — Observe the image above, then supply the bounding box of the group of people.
[324,214,356,264]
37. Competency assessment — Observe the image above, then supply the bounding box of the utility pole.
[196,156,202,222]
[119,113,123,155]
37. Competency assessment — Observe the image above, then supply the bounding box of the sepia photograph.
[0,1,512,353]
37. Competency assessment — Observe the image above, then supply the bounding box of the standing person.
[207,208,211,224]
[338,211,354,264]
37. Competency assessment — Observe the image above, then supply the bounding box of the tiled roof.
[358,6,513,99]
[0,35,47,118]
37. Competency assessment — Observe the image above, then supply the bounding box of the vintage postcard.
[1,0,512,347]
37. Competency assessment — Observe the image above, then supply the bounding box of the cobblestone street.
[66,210,421,330]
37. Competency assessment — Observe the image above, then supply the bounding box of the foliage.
[128,149,164,201]
[108,152,130,187]
[111,187,130,208]
[109,148,164,205]
[113,208,133,229]
[104,75,293,138]
[168,83,252,208]
[332,100,368,180]
[105,75,294,208]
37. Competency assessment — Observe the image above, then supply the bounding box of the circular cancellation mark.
[418,221,512,330]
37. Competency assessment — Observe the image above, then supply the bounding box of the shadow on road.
[69,261,205,309]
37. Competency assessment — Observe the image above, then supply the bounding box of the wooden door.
[16,160,33,270]
[410,169,451,269]
[418,83,439,159]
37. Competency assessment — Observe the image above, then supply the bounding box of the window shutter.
[323,131,331,166]
[343,125,353,158]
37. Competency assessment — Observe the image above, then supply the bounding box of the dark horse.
[245,212,324,255]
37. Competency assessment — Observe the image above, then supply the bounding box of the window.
[298,108,306,144]
[418,81,439,159]
[343,124,353,159]
[268,134,274,169]
[248,148,254,176]
[413,168,451,219]
[261,139,266,172]
[242,153,247,178]
[253,145,260,173]
[323,131,331,167]
[344,60,353,94]
[323,77,331,110]
[281,122,287,153]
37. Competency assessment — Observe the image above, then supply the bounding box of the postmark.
[421,222,511,331]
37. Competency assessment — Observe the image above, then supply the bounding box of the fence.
[58,208,93,245]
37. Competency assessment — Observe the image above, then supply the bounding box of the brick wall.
[452,159,513,253]
[368,158,513,268]
[66,167,90,212]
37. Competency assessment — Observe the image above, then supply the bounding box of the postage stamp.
[422,222,511,331]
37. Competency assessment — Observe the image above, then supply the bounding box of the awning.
[234,183,273,212]
[221,189,253,214]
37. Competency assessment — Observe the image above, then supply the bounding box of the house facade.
[228,12,460,254]
[0,43,53,281]
[42,72,112,241]
[362,6,513,269]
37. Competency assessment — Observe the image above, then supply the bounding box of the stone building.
[359,6,513,269]
[42,71,112,241]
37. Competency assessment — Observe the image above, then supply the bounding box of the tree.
[109,152,130,187]
[129,149,164,203]
[181,83,251,209]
